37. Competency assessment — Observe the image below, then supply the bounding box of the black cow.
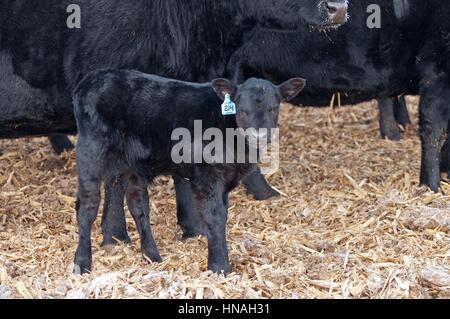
[73,70,305,274]
[226,0,450,196]
[418,0,450,192]
[0,52,73,154]
[0,0,348,244]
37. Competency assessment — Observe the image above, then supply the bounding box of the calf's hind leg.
[74,147,102,274]
[101,175,131,246]
[125,174,161,263]
[174,176,206,239]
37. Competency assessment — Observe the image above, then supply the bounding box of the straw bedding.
[1,97,450,299]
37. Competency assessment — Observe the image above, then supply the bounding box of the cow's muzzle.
[325,1,349,26]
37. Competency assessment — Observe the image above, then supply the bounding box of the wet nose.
[326,1,348,25]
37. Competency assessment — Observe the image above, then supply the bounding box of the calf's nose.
[326,1,348,25]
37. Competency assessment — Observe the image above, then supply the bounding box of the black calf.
[73,70,305,273]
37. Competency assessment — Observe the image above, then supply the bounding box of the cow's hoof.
[381,128,401,141]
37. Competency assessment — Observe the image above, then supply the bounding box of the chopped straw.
[1,97,450,299]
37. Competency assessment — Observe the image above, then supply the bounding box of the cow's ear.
[212,78,237,100]
[278,78,306,101]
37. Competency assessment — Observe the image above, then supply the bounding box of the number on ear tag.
[221,94,237,116]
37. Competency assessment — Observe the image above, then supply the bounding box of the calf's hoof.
[208,263,232,275]
[247,186,280,201]
[143,250,163,263]
[181,229,205,240]
[73,261,91,275]
[179,222,206,240]
[420,180,441,193]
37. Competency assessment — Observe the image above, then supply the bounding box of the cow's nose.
[326,1,348,25]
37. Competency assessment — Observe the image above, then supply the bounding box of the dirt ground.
[1,98,450,299]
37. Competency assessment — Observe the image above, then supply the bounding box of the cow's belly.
[0,51,76,138]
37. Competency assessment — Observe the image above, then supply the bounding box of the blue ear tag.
[221,94,237,116]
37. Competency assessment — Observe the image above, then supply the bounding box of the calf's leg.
[440,137,450,176]
[101,175,131,246]
[378,98,401,141]
[125,174,161,263]
[243,167,279,200]
[73,148,102,274]
[174,176,206,239]
[192,173,230,273]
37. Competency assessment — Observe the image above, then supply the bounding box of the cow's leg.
[125,173,161,263]
[174,176,205,239]
[419,85,450,192]
[101,174,131,246]
[192,173,230,274]
[73,147,102,275]
[440,136,450,176]
[394,95,413,126]
[48,134,74,155]
[378,98,401,141]
[243,167,279,200]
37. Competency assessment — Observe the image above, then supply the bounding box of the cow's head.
[239,0,349,31]
[212,77,306,145]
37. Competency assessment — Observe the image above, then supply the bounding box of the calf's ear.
[212,78,238,100]
[278,78,306,101]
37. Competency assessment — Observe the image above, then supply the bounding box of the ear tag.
[221,94,237,116]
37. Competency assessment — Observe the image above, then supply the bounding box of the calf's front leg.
[74,172,101,274]
[192,174,231,273]
[125,174,161,263]
[243,167,279,200]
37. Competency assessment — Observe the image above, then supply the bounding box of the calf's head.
[240,0,349,31]
[212,77,306,145]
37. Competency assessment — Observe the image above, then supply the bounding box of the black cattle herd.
[1,0,450,274]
